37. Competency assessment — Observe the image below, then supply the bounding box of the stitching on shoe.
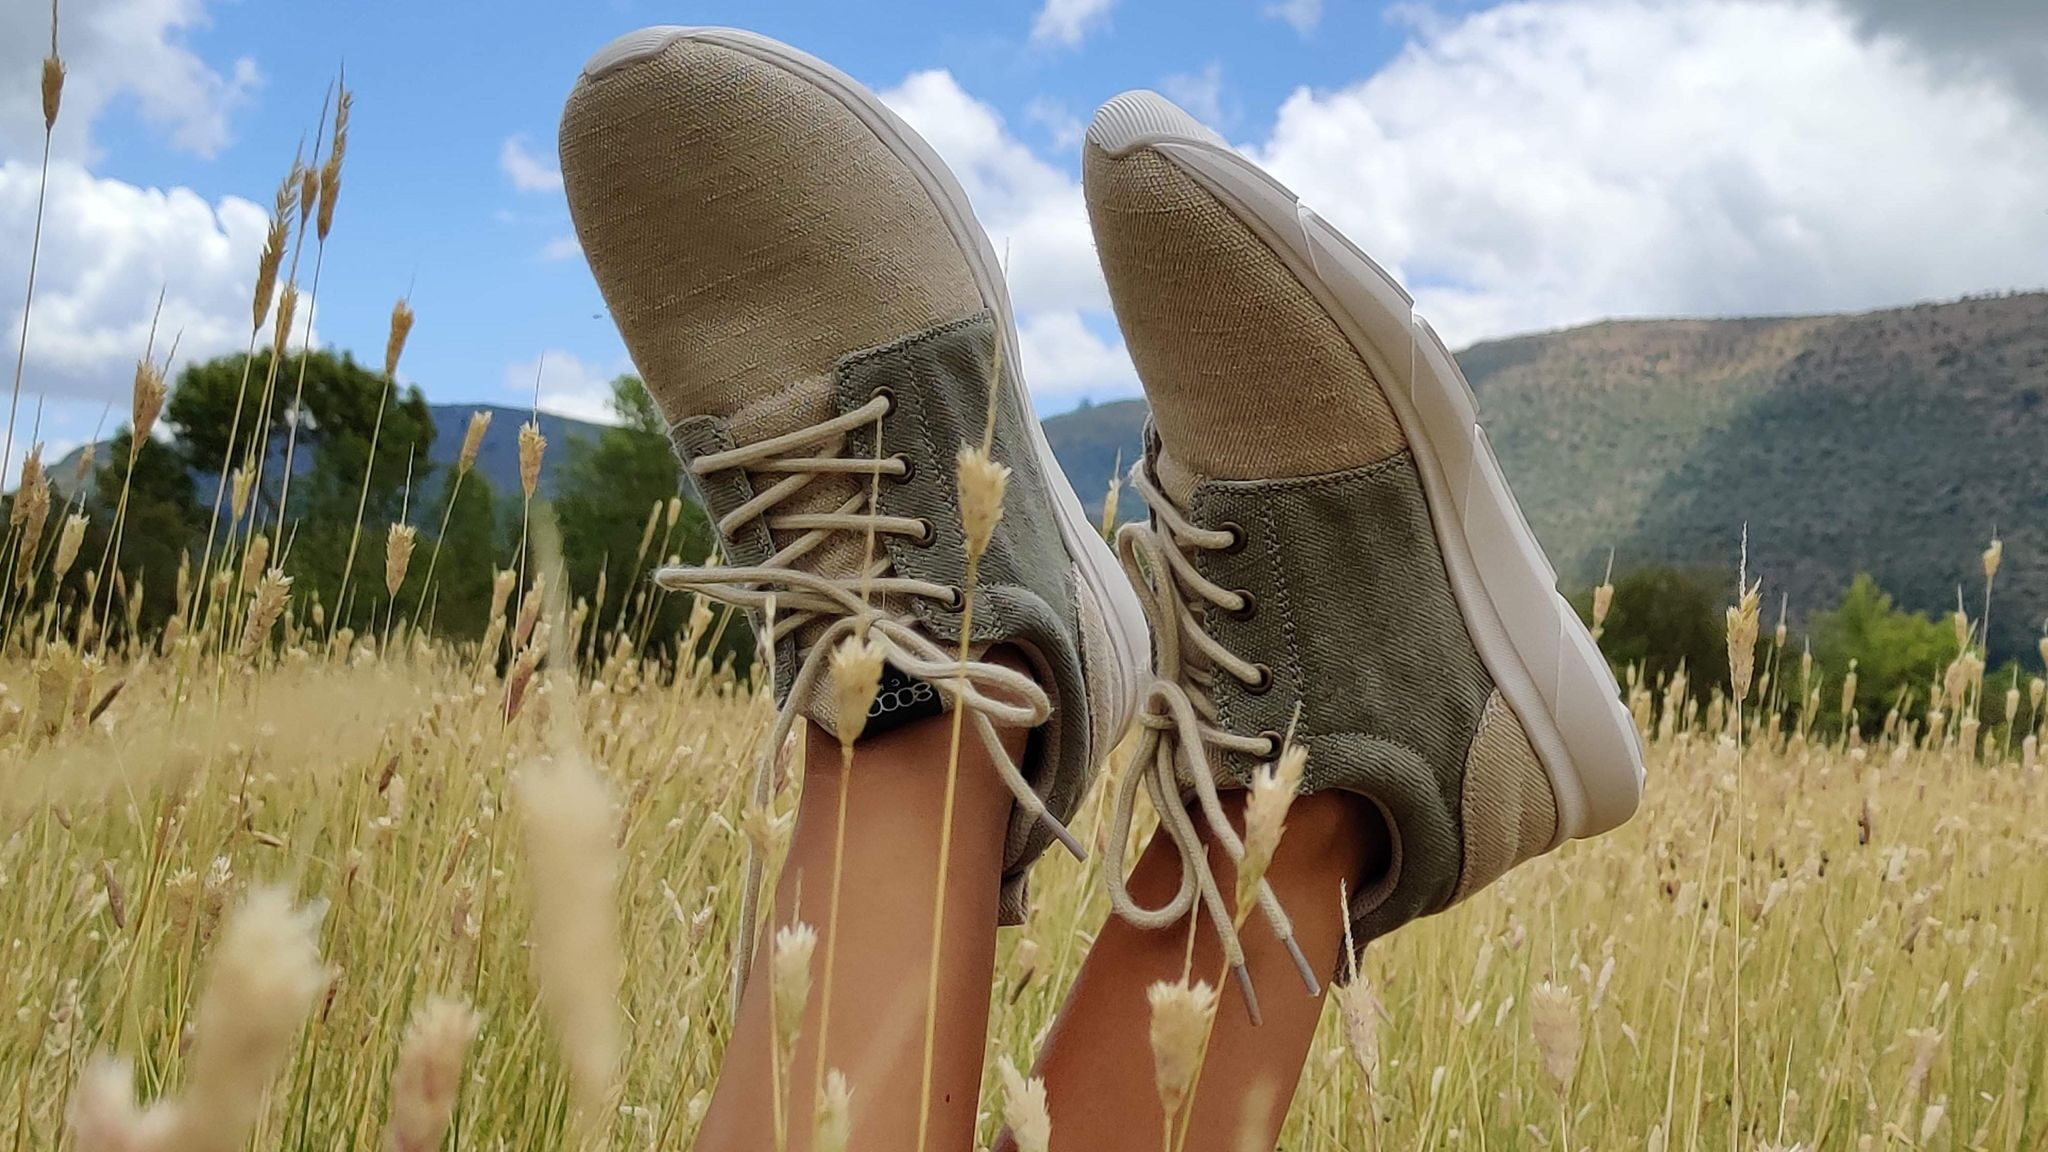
[838,309,990,373]
[1259,496,1304,751]
[1198,450,1413,495]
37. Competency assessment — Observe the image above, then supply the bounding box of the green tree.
[171,350,436,627]
[1575,565,1731,712]
[71,430,203,638]
[167,349,433,530]
[553,375,722,664]
[415,467,501,638]
[1811,573,1955,732]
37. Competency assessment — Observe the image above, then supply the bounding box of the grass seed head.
[318,87,350,241]
[383,996,481,1152]
[41,54,64,131]
[54,513,87,582]
[828,631,887,750]
[518,422,546,500]
[130,359,166,450]
[1146,977,1217,1122]
[229,467,253,523]
[997,1055,1052,1152]
[384,524,417,598]
[517,753,623,1129]
[1238,740,1307,909]
[489,567,516,621]
[67,1056,176,1152]
[272,282,299,358]
[299,162,318,227]
[1727,579,1762,705]
[12,461,49,590]
[770,921,817,1067]
[956,444,1010,562]
[1100,456,1122,539]
[240,534,271,593]
[1335,973,1382,1090]
[252,176,293,332]
[12,445,44,529]
[1529,980,1583,1096]
[171,885,330,1149]
[1983,537,2002,583]
[1903,1026,1943,1101]
[813,1069,853,1152]
[239,569,292,659]
[383,298,414,381]
[458,410,490,475]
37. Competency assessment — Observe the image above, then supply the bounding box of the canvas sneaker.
[558,28,1151,952]
[1081,91,1646,993]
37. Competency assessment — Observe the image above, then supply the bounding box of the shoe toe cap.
[1086,90,1230,156]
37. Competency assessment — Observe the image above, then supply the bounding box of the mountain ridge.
[46,292,2047,658]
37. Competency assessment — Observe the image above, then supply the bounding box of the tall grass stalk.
[4,0,63,504]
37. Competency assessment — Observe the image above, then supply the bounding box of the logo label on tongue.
[863,662,947,737]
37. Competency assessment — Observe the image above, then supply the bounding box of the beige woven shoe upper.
[559,31,1151,971]
[1083,145,1409,504]
[563,36,979,434]
[1083,93,1627,998]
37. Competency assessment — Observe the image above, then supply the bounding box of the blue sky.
[2,0,2045,473]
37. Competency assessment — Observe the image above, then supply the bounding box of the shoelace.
[653,393,1088,1013]
[1104,458,1322,1022]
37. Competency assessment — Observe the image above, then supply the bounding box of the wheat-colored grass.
[8,28,2047,1152]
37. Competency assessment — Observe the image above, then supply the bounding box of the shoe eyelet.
[888,453,915,484]
[910,517,935,546]
[1222,589,1257,621]
[1216,522,1248,555]
[870,386,897,417]
[942,585,965,610]
[1244,663,1274,695]
[1257,730,1284,759]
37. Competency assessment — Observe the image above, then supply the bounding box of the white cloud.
[507,350,627,426]
[1025,97,1086,152]
[0,157,270,407]
[0,0,273,432]
[1162,63,1227,128]
[880,71,1136,404]
[541,234,582,261]
[1030,0,1115,47]
[1251,0,2048,346]
[1018,311,1138,403]
[0,0,259,161]
[881,71,1106,318]
[1265,0,1325,36]
[500,134,562,193]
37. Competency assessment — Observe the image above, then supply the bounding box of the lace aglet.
[1043,810,1088,862]
[1282,934,1321,997]
[1231,961,1263,1027]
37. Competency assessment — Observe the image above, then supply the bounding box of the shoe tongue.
[1152,447,1204,511]
[728,379,919,732]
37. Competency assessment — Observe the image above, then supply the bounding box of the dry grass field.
[6,11,2047,1151]
[2,577,2044,1150]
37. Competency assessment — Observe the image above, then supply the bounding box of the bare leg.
[692,709,1027,1152]
[1000,791,1388,1152]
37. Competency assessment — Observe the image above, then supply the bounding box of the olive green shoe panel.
[670,415,799,698]
[835,312,1098,920]
[1189,450,1495,942]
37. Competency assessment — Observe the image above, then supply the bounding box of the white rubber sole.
[1088,92,1644,843]
[580,28,1154,737]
